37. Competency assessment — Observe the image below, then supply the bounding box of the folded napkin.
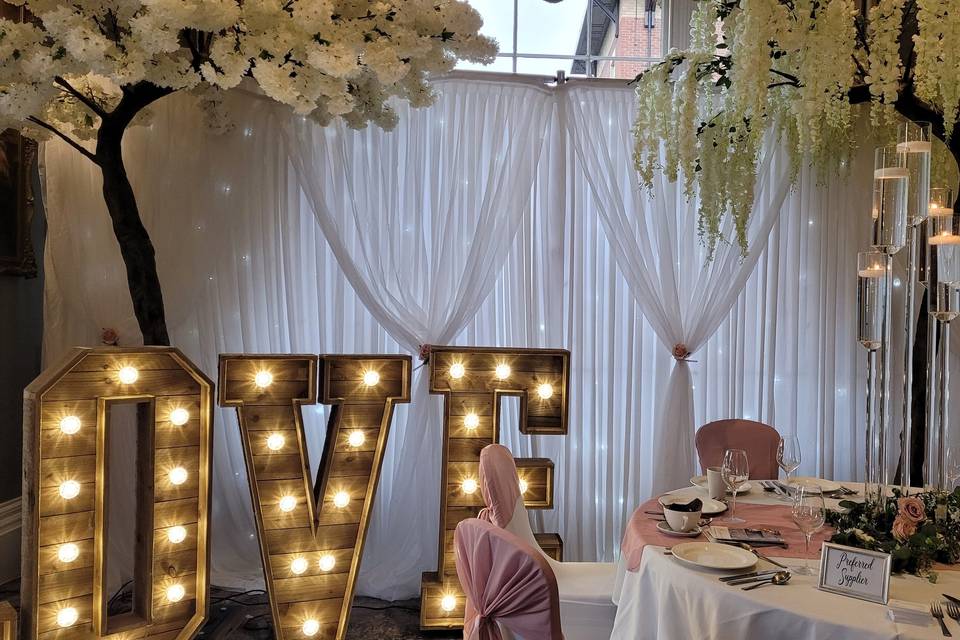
[886,600,933,627]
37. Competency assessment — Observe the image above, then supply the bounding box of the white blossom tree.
[633,0,960,256]
[0,0,495,344]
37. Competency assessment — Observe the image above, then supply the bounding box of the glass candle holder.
[929,187,954,218]
[930,212,960,288]
[858,251,888,350]
[872,145,909,254]
[898,121,932,226]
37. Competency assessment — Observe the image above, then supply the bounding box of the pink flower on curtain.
[418,343,432,362]
[101,328,119,346]
[672,343,691,361]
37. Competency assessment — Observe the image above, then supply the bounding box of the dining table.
[610,481,960,640]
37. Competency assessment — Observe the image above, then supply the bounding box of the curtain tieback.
[672,343,696,362]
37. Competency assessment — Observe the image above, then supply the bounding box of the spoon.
[733,542,790,569]
[742,571,791,590]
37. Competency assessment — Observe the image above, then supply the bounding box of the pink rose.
[418,344,432,362]
[101,328,119,346]
[892,515,917,542]
[898,496,926,524]
[672,343,691,360]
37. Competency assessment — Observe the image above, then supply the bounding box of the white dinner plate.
[670,542,758,571]
[788,477,842,494]
[690,476,752,495]
[659,494,728,515]
[656,522,702,538]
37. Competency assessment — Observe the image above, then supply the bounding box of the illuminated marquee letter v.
[218,354,411,640]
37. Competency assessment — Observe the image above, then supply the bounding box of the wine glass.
[791,486,826,575]
[720,449,749,524]
[777,434,802,498]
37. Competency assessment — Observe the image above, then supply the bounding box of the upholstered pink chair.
[455,518,564,640]
[478,444,616,640]
[695,419,781,480]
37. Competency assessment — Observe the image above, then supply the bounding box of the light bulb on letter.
[59,480,80,500]
[168,526,187,544]
[318,554,336,572]
[449,362,466,379]
[464,413,480,429]
[166,584,185,602]
[279,495,297,512]
[348,430,365,447]
[118,366,139,384]
[537,383,554,399]
[495,363,511,380]
[302,620,320,637]
[169,467,188,485]
[59,415,81,435]
[169,408,190,426]
[461,478,478,494]
[254,370,273,388]
[266,433,285,451]
[440,594,457,612]
[290,557,309,575]
[362,370,380,386]
[56,607,78,628]
[58,543,79,563]
[333,491,350,508]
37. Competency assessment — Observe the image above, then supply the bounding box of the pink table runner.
[621,498,834,572]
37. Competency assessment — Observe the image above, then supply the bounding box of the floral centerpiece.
[826,488,960,579]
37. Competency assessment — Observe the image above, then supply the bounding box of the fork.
[932,601,952,637]
[946,601,960,625]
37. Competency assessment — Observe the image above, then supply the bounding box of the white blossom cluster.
[0,0,497,138]
[633,0,959,256]
[914,0,960,140]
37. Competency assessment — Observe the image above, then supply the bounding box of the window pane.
[515,57,580,77]
[516,0,589,55]
[466,0,516,54]
[457,56,517,73]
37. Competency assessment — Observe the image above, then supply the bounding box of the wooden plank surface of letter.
[218,354,411,640]
[21,347,214,640]
[419,347,569,630]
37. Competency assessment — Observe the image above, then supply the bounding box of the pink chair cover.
[455,518,564,640]
[695,419,781,479]
[478,444,522,527]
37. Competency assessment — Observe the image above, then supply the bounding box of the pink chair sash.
[695,419,781,480]
[455,518,564,640]
[478,444,522,527]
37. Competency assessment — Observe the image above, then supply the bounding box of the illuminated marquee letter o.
[420,347,569,630]
[218,354,411,640]
[21,347,214,640]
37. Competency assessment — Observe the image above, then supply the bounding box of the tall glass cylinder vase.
[871,146,908,497]
[897,122,932,490]
[859,251,889,505]
[929,210,960,490]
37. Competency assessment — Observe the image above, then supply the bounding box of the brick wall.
[596,5,663,79]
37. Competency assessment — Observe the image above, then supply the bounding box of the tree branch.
[54,76,108,118]
[26,116,99,164]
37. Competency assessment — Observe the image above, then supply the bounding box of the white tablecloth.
[611,484,960,640]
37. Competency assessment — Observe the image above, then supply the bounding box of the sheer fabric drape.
[40,75,896,597]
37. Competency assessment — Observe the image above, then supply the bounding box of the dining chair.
[695,419,781,479]
[478,444,616,640]
[455,518,564,640]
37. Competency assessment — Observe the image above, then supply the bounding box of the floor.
[0,582,460,640]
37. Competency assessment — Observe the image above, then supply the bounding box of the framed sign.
[818,542,892,604]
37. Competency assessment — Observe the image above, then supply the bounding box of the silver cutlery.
[932,601,952,637]
[730,542,790,570]
[726,572,782,586]
[946,601,960,625]
[944,594,960,607]
[742,571,792,590]
[719,569,779,583]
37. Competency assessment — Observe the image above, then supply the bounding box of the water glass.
[721,449,749,524]
[791,486,826,575]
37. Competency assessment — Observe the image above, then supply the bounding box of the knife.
[720,569,778,583]
[944,594,960,606]
[726,573,782,586]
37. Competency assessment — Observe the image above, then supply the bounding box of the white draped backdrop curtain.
[40,74,949,599]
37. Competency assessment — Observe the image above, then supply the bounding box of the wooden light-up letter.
[21,347,214,640]
[218,354,411,640]
[420,347,569,630]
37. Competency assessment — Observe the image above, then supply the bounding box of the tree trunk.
[94,82,174,346]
